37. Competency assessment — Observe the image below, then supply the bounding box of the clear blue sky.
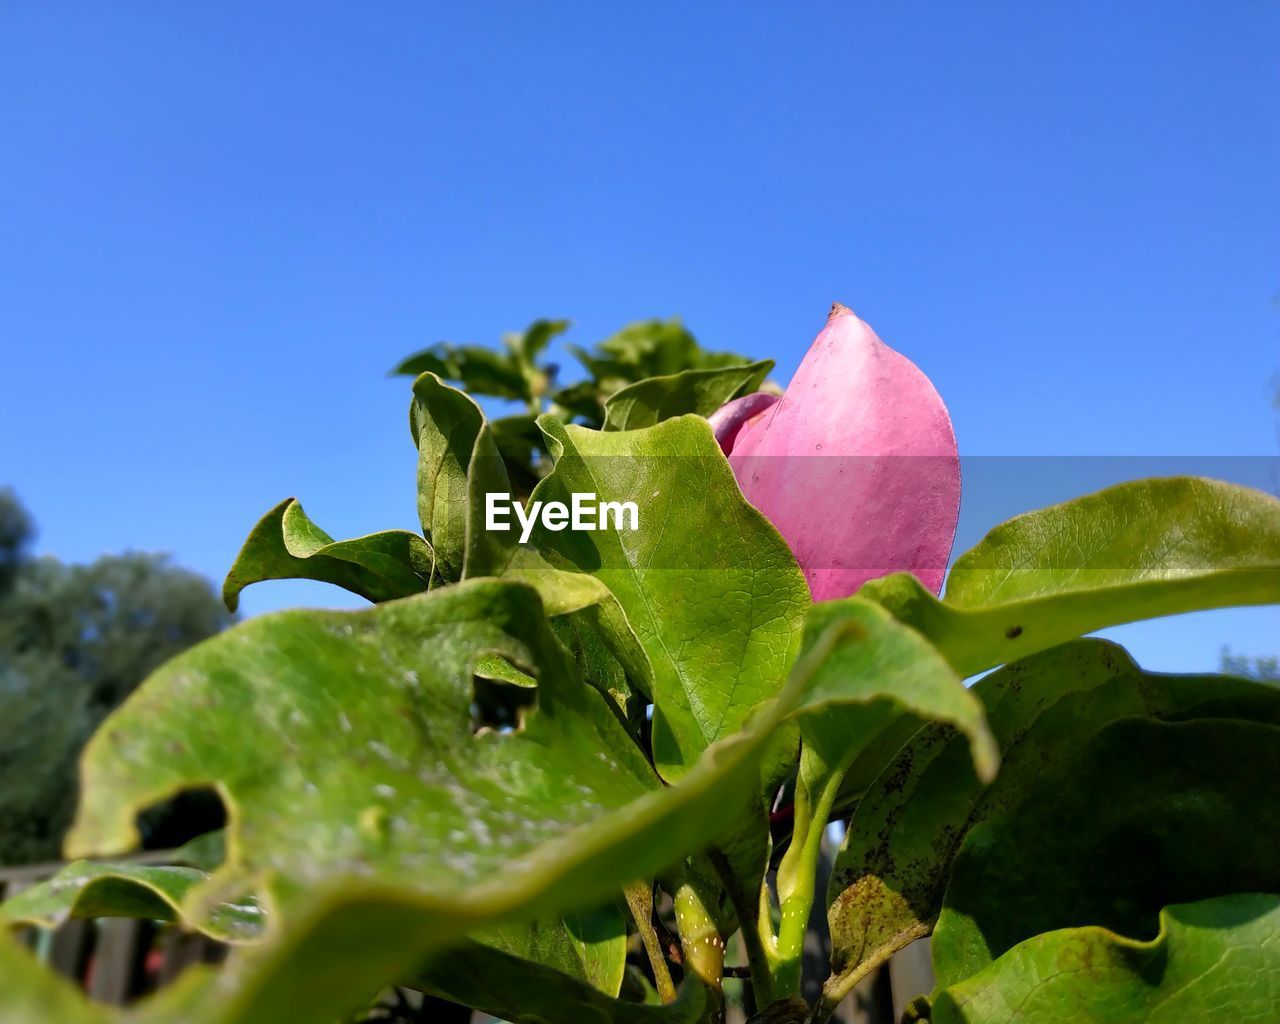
[2,2,1277,671]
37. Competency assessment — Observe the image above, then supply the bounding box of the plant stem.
[772,741,849,997]
[623,880,677,1004]
[808,953,892,1024]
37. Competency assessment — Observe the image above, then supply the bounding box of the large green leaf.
[409,373,516,581]
[530,414,811,779]
[931,717,1280,987]
[825,640,1280,994]
[52,575,961,1023]
[61,578,784,1022]
[861,477,1280,678]
[602,361,773,431]
[929,893,1280,1024]
[67,581,724,918]
[0,859,262,943]
[222,498,431,612]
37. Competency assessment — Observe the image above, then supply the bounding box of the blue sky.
[2,2,1277,671]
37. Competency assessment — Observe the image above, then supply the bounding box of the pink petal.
[728,304,960,600]
[707,391,780,455]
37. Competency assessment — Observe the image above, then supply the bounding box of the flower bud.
[723,304,959,600]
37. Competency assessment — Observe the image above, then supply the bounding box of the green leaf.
[512,317,571,362]
[552,613,646,734]
[68,576,878,988]
[931,717,1280,987]
[173,829,228,871]
[390,347,453,379]
[770,599,997,995]
[0,859,262,943]
[1,885,663,1024]
[67,582,678,908]
[49,577,960,1024]
[416,934,712,1024]
[826,639,1280,996]
[602,361,773,431]
[410,372,517,581]
[795,600,997,778]
[2,901,660,1024]
[491,413,548,493]
[394,343,530,401]
[0,933,112,1024]
[222,498,431,612]
[929,893,1280,1024]
[861,477,1280,677]
[498,544,653,700]
[473,902,627,996]
[473,651,538,687]
[530,414,811,779]
[572,318,753,386]
[550,379,608,425]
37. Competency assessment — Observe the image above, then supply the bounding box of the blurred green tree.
[0,488,233,864]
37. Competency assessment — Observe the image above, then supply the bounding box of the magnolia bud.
[723,304,960,600]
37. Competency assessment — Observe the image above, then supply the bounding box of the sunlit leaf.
[861,477,1280,677]
[530,414,810,780]
[929,894,1280,1023]
[410,373,516,581]
[222,499,430,612]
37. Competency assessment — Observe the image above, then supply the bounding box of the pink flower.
[709,304,960,600]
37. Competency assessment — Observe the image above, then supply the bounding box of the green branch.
[623,880,677,1004]
[772,741,849,998]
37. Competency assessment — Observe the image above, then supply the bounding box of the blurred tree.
[0,488,233,864]
[0,488,33,595]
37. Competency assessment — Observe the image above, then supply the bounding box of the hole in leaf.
[471,655,537,735]
[137,786,227,851]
